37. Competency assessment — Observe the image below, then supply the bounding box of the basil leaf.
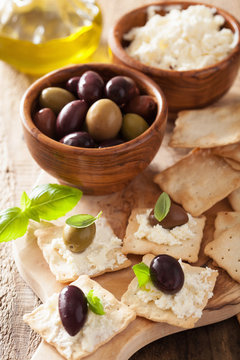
[66,211,102,228]
[132,262,151,288]
[86,290,105,315]
[154,192,171,222]
[0,207,29,243]
[26,184,82,221]
[21,191,31,211]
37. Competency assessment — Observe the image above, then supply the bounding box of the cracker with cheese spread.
[228,187,240,211]
[122,254,218,329]
[35,217,131,283]
[169,104,240,148]
[24,275,136,360]
[122,208,205,263]
[154,149,240,216]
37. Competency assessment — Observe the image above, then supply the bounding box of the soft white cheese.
[124,5,237,70]
[43,217,127,281]
[134,209,196,246]
[137,261,215,319]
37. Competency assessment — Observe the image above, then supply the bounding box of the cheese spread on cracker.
[122,254,218,329]
[136,261,215,319]
[134,209,196,246]
[24,276,136,360]
[35,217,131,283]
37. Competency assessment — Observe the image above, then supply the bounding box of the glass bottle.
[0,0,102,75]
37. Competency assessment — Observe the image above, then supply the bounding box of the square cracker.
[154,149,240,217]
[204,224,240,283]
[121,254,218,329]
[122,208,206,263]
[228,187,240,211]
[23,275,136,360]
[212,141,240,163]
[169,103,240,148]
[214,211,240,238]
[35,217,131,283]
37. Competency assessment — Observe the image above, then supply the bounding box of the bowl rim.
[20,63,167,156]
[108,0,240,77]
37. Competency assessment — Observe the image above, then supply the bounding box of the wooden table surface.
[0,0,240,359]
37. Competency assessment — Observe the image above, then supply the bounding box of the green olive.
[63,223,96,253]
[121,113,149,141]
[86,99,122,141]
[39,87,76,114]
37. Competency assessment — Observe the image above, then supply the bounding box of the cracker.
[169,103,240,148]
[214,211,240,238]
[122,208,205,263]
[228,187,240,211]
[24,275,136,360]
[204,224,240,283]
[212,141,240,162]
[122,254,218,329]
[224,158,240,171]
[35,217,131,283]
[154,149,240,216]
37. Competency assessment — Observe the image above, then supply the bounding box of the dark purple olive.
[60,131,96,148]
[34,108,56,139]
[150,255,184,294]
[78,71,104,104]
[58,285,88,336]
[124,95,157,122]
[56,100,88,139]
[98,138,124,148]
[148,203,188,229]
[66,76,81,96]
[105,76,140,105]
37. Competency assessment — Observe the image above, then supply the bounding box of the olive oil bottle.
[0,0,102,75]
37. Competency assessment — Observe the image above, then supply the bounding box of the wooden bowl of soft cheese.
[109,1,240,112]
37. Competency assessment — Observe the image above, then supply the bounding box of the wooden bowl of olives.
[109,1,240,112]
[21,63,167,195]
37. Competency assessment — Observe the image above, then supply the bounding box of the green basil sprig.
[66,211,102,228]
[0,184,82,243]
[132,262,151,288]
[87,290,105,315]
[154,192,171,222]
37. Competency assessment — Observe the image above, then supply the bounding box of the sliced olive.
[63,223,96,253]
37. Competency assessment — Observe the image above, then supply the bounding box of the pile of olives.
[34,70,157,148]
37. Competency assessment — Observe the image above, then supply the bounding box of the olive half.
[63,223,96,253]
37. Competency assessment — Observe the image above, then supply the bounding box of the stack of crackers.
[154,103,240,283]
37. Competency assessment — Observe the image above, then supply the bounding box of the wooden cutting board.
[12,117,240,359]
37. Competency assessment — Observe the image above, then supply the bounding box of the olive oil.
[0,0,102,75]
